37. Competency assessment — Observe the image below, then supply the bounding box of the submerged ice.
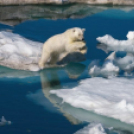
[0,116,11,126]
[74,123,106,134]
[50,77,134,125]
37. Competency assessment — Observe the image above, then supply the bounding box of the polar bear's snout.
[82,38,85,41]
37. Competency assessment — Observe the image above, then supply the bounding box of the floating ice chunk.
[101,62,119,76]
[96,33,134,53]
[127,31,134,40]
[0,116,11,126]
[106,51,134,72]
[50,77,134,125]
[114,54,134,72]
[96,31,134,72]
[89,60,119,78]
[89,65,101,77]
[74,123,106,134]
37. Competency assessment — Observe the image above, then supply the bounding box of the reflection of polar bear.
[38,27,87,69]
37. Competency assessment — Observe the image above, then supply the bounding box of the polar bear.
[38,27,87,69]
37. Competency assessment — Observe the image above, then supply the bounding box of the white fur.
[39,27,87,69]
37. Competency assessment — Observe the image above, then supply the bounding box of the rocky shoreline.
[0,0,134,6]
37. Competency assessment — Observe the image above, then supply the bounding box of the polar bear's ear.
[82,28,86,33]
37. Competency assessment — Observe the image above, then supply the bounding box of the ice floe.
[0,31,42,71]
[50,77,134,125]
[74,123,106,134]
[96,32,134,54]
[88,51,134,77]
[96,31,134,74]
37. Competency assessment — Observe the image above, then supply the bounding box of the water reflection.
[0,4,106,26]
[1,61,134,134]
[1,4,134,26]
[35,73,134,134]
[27,63,86,124]
[28,63,134,133]
[41,63,85,125]
[96,33,134,74]
[0,66,39,78]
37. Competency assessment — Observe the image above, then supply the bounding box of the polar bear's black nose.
[82,38,85,41]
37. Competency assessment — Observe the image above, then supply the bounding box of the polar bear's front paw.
[80,48,87,54]
[77,42,87,54]
[38,62,45,69]
[77,41,86,49]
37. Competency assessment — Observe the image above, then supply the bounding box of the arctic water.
[0,4,134,134]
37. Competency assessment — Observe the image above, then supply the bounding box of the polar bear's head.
[66,27,86,41]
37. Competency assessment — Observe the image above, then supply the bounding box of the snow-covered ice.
[50,77,134,125]
[0,31,43,71]
[74,123,106,134]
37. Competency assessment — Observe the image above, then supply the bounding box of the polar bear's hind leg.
[38,52,51,69]
[49,52,59,65]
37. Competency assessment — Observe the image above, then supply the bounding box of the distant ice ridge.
[50,77,134,125]
[74,123,106,134]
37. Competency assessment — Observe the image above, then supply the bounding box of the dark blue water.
[0,5,134,134]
